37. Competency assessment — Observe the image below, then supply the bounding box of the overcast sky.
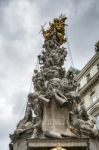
[0,0,99,149]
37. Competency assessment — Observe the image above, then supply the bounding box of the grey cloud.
[12,90,27,115]
[66,0,99,68]
[0,0,10,7]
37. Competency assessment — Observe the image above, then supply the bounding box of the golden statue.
[51,144,67,150]
[41,15,67,45]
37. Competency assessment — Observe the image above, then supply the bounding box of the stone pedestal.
[13,137,99,150]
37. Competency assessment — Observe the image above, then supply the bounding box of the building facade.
[75,43,99,129]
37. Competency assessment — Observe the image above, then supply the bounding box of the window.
[97,63,99,71]
[78,83,80,91]
[80,77,87,87]
[90,91,97,103]
[96,115,99,129]
[86,73,91,82]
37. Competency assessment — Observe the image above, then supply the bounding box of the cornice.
[75,52,99,81]
[87,99,99,112]
[77,71,99,96]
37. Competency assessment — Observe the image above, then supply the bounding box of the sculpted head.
[28,92,39,108]
[75,94,81,104]
[34,69,38,74]
[28,92,39,102]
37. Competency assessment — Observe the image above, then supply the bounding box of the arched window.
[90,91,97,104]
[96,115,99,129]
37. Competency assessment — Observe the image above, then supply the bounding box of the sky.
[0,0,99,149]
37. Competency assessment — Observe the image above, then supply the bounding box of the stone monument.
[9,15,99,150]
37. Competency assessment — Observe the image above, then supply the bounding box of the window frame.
[90,91,97,104]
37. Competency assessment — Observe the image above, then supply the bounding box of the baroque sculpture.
[10,15,99,144]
